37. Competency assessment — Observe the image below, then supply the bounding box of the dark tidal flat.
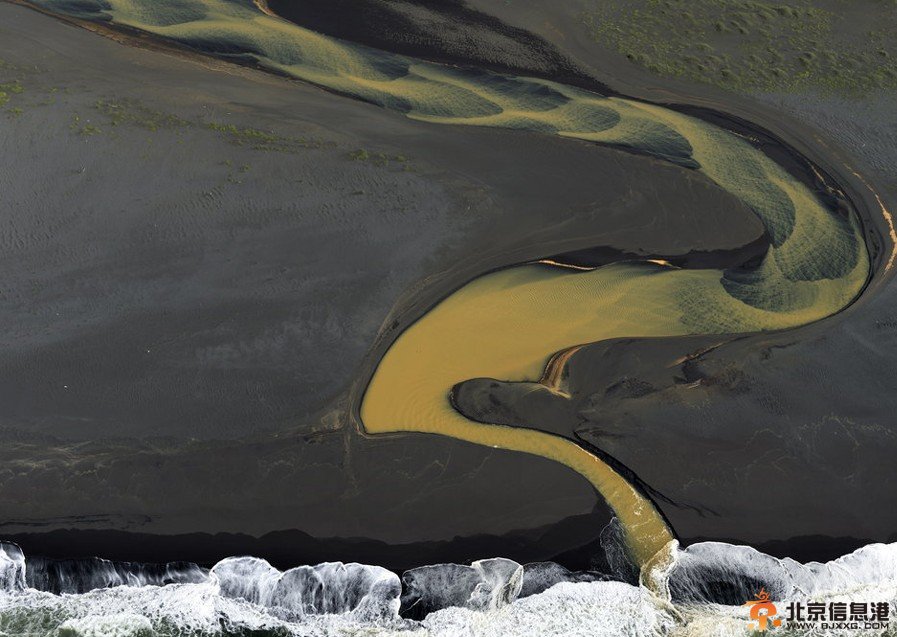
[1,0,897,635]
[0,2,768,557]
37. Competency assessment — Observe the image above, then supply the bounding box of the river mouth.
[17,0,875,571]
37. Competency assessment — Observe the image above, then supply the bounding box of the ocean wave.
[2,538,896,636]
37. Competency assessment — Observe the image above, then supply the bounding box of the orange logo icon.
[745,588,782,631]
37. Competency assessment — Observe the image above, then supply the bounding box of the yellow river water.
[34,0,871,567]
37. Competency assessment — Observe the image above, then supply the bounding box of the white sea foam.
[1,540,895,636]
[0,543,25,593]
[56,613,154,637]
[418,580,675,637]
[26,556,208,595]
[211,556,402,621]
[668,541,897,603]
[401,557,525,618]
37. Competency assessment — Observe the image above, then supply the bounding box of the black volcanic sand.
[0,3,775,567]
[452,328,897,550]
[435,0,897,554]
[3,505,618,574]
[264,0,605,93]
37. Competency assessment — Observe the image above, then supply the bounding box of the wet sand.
[3,505,616,574]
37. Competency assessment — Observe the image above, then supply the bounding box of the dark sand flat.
[0,3,775,566]
[447,0,897,557]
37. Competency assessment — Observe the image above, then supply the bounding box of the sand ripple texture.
[27,0,872,567]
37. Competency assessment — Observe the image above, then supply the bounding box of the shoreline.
[3,511,611,574]
[4,527,885,577]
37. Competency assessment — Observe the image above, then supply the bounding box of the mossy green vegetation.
[205,120,326,153]
[0,80,24,96]
[348,148,370,161]
[0,79,24,109]
[349,148,410,169]
[583,0,897,95]
[75,96,403,167]
[69,114,103,136]
[94,98,189,130]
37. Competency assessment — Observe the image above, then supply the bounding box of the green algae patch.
[95,98,190,131]
[583,0,897,96]
[0,80,24,94]
[0,80,24,108]
[348,148,409,168]
[206,120,326,153]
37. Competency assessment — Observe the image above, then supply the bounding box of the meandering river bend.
[25,0,872,570]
